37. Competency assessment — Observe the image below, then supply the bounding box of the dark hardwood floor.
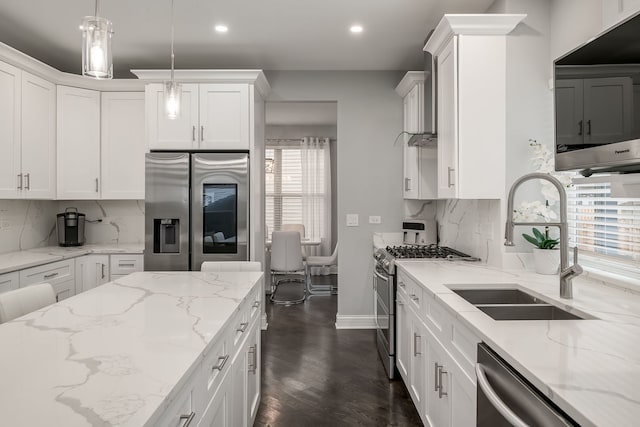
[255,277,422,427]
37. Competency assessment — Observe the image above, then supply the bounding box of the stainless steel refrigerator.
[144,152,249,271]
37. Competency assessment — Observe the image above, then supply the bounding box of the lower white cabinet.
[19,259,75,301]
[0,271,19,294]
[75,254,109,293]
[397,268,479,427]
[154,285,262,427]
[110,254,143,277]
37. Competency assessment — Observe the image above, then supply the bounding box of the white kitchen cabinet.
[146,83,200,150]
[396,291,410,380]
[101,92,146,199]
[146,83,250,150]
[556,76,633,149]
[199,84,249,150]
[110,254,144,278]
[426,15,524,199]
[0,271,19,294]
[75,254,109,294]
[396,72,437,200]
[0,61,21,198]
[156,381,198,427]
[21,71,56,199]
[198,368,232,427]
[397,267,480,427]
[19,259,75,301]
[57,86,101,199]
[245,318,261,425]
[0,62,56,200]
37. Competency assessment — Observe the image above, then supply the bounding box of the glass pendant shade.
[165,80,182,120]
[81,16,113,79]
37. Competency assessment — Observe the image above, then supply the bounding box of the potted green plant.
[522,227,560,275]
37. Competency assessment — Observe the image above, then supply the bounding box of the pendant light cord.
[170,0,175,82]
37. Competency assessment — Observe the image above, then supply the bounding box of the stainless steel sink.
[452,288,546,305]
[476,304,586,321]
[449,286,590,320]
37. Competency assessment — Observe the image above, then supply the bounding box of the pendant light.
[165,0,181,120]
[80,0,113,79]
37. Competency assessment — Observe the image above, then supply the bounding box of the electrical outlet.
[369,215,381,224]
[346,214,359,227]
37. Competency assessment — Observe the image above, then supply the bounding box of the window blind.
[265,147,326,238]
[567,181,640,262]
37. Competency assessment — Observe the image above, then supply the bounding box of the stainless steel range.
[373,244,478,379]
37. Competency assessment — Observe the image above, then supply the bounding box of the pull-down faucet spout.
[505,173,582,299]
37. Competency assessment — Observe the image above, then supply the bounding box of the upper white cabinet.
[101,92,146,199]
[0,61,56,199]
[556,76,633,149]
[396,72,437,200]
[57,86,101,199]
[425,14,525,199]
[146,83,250,150]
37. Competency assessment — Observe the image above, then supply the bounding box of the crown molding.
[0,41,145,91]
[424,14,527,55]
[395,71,426,97]
[130,69,271,97]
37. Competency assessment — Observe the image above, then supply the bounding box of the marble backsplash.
[0,200,145,254]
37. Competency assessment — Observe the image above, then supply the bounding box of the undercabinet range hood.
[407,32,437,148]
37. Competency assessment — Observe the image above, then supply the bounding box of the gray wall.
[265,71,405,320]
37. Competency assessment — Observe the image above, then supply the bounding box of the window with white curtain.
[567,180,640,268]
[265,142,328,242]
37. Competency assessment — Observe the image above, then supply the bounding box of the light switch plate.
[369,215,381,224]
[346,214,359,227]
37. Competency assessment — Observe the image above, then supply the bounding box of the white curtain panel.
[301,137,332,275]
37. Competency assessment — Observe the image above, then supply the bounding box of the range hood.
[407,34,437,147]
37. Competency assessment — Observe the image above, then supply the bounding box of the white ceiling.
[0,0,494,78]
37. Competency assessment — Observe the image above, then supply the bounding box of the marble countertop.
[396,260,640,427]
[0,244,144,275]
[0,271,263,426]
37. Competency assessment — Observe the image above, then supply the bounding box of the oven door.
[374,266,394,353]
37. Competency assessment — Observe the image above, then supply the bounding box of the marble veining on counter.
[0,271,262,427]
[0,244,144,275]
[396,260,640,427]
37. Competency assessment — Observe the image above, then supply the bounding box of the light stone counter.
[0,244,144,275]
[0,271,262,426]
[396,260,640,427]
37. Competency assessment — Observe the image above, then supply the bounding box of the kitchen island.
[0,271,263,427]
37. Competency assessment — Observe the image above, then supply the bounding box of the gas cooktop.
[385,244,473,259]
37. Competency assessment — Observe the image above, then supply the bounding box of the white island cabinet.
[0,271,263,427]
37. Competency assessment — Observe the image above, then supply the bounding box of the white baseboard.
[335,314,376,329]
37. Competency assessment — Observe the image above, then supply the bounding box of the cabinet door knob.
[17,173,22,190]
[24,173,30,190]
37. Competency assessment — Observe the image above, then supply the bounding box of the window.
[265,145,327,240]
[567,181,640,264]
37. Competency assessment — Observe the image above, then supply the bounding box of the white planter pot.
[532,248,560,275]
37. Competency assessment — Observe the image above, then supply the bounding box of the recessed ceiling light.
[215,25,228,33]
[350,25,363,34]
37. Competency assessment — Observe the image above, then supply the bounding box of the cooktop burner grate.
[385,244,472,259]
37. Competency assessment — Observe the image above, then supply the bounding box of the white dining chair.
[281,224,307,259]
[306,242,338,295]
[269,231,307,305]
[0,283,56,324]
[201,261,262,272]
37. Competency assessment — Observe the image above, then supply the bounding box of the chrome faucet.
[505,173,583,299]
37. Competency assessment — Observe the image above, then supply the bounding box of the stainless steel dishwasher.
[476,343,579,427]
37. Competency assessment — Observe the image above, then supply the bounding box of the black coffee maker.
[57,207,86,246]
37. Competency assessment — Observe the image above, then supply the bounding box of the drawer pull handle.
[43,272,58,279]
[192,125,196,142]
[434,362,440,391]
[101,264,105,279]
[179,411,196,427]
[413,333,421,356]
[399,282,406,288]
[237,322,248,333]
[248,344,257,374]
[17,173,22,190]
[24,173,30,190]
[119,263,136,267]
[397,300,404,306]
[436,363,448,398]
[95,177,99,192]
[212,354,229,371]
[252,301,260,308]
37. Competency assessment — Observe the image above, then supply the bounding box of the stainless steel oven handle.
[475,364,530,427]
[373,269,389,282]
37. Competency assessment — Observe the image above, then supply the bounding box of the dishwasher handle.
[476,363,530,427]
